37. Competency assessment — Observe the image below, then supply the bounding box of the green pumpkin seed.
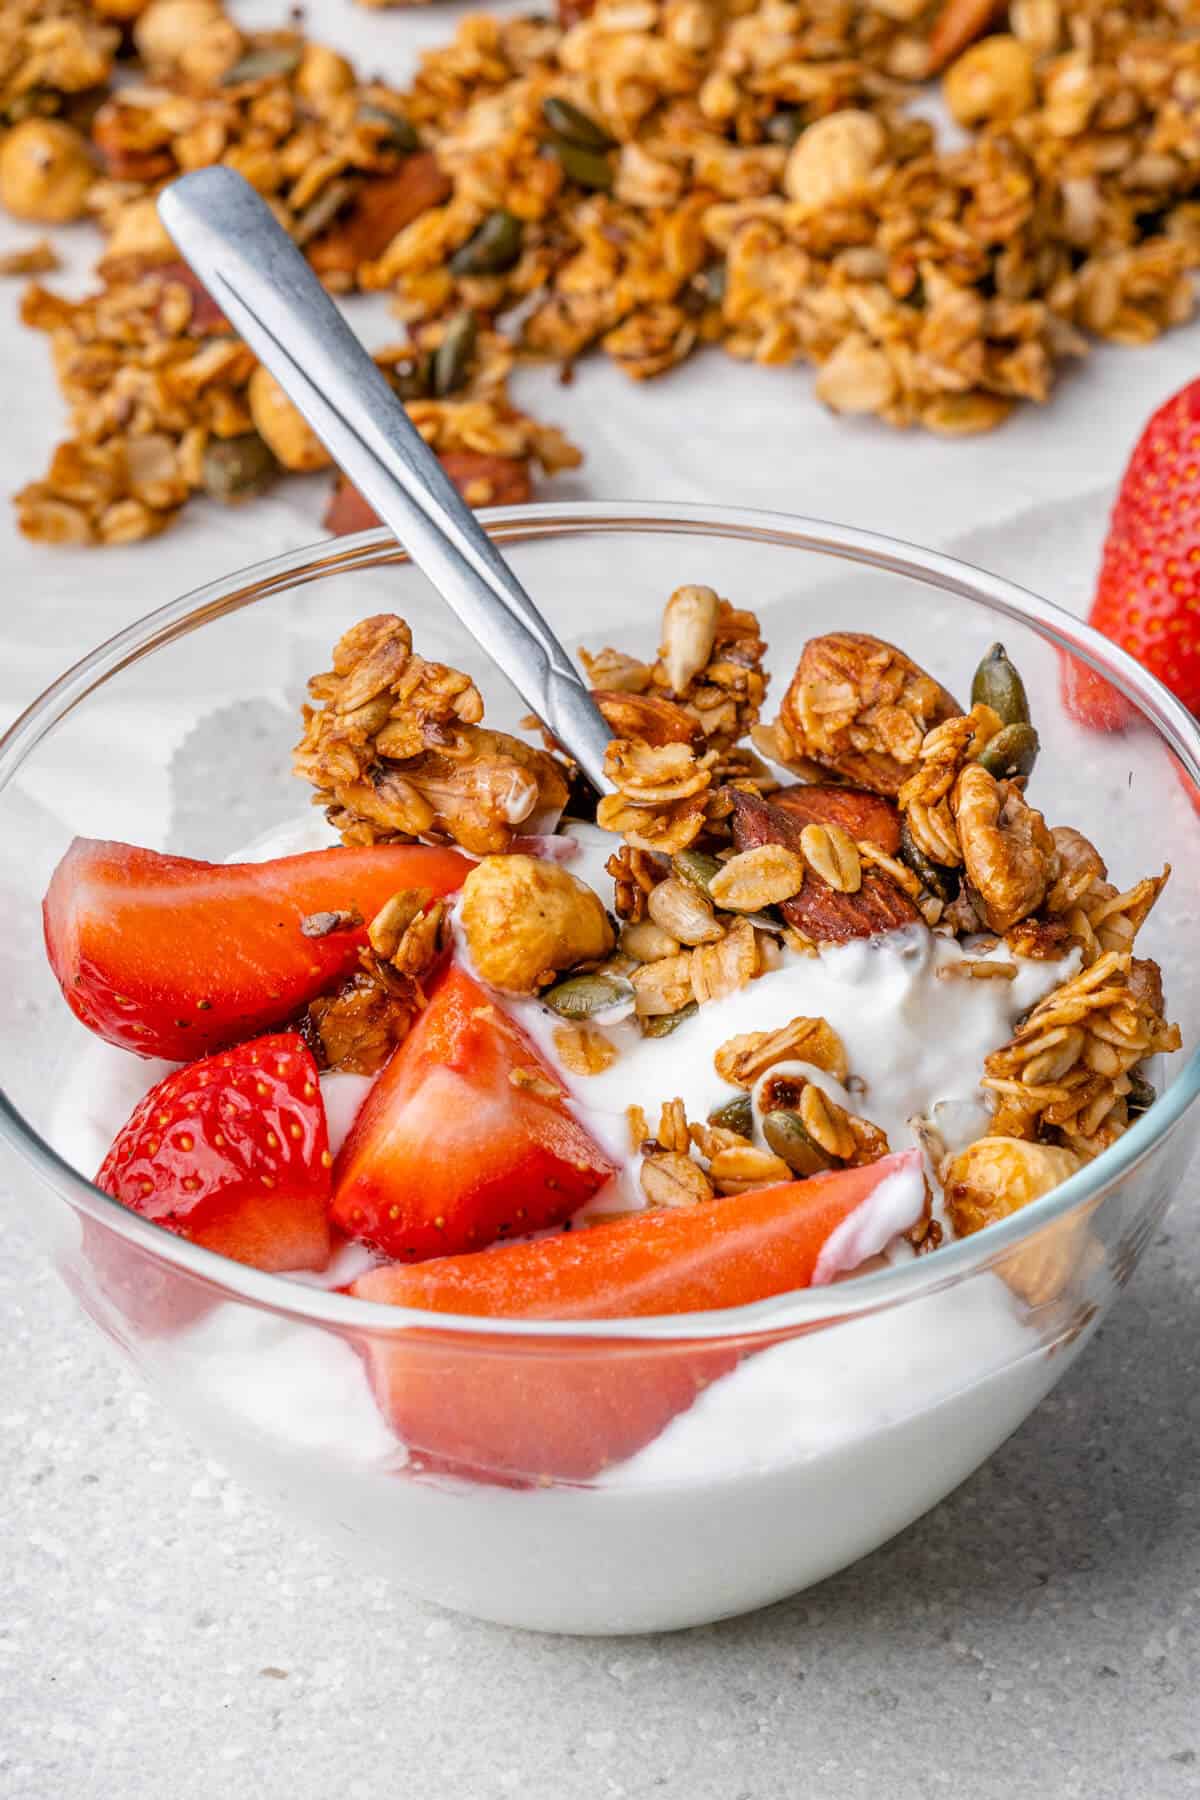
[431,312,477,397]
[978,721,1040,782]
[201,432,279,502]
[762,1109,835,1177]
[541,95,615,150]
[1127,1070,1156,1116]
[358,104,420,154]
[898,818,959,904]
[222,45,302,86]
[543,971,634,1020]
[971,641,1031,727]
[293,176,356,246]
[384,353,432,401]
[708,1093,753,1136]
[641,1002,698,1039]
[450,209,524,277]
[673,849,722,897]
[765,108,804,145]
[549,139,614,191]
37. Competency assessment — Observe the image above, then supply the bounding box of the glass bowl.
[2,502,1198,1636]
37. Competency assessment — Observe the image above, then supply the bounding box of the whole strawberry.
[1068,379,1200,727]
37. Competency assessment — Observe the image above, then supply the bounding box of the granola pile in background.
[291,587,1180,1255]
[5,0,1200,542]
[5,0,581,543]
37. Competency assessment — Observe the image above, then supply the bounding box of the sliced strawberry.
[97,1032,332,1273]
[43,838,472,1061]
[352,1149,925,1482]
[332,964,617,1261]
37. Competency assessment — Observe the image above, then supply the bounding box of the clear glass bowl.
[2,503,1198,1635]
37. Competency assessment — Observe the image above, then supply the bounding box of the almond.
[308,154,452,281]
[729,790,921,945]
[592,689,701,747]
[771,782,902,854]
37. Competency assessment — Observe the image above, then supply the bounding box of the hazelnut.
[296,43,356,99]
[944,1136,1082,1237]
[459,855,615,994]
[784,110,886,216]
[134,0,237,71]
[944,36,1036,127]
[0,121,94,224]
[247,366,332,472]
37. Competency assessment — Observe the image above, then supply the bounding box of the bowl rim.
[3,497,1198,1343]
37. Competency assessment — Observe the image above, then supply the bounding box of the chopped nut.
[952,762,1055,934]
[300,907,362,938]
[459,854,614,994]
[659,583,720,694]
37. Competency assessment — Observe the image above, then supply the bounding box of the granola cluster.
[294,612,570,856]
[15,270,580,543]
[374,0,1198,428]
[9,3,580,543]
[289,595,1179,1269]
[10,0,1200,543]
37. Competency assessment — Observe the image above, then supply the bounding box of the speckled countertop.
[3,0,1200,1788]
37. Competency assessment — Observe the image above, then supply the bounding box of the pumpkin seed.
[971,641,1031,726]
[543,971,634,1020]
[1127,1070,1156,1116]
[898,818,959,903]
[761,1109,835,1177]
[358,103,420,154]
[698,263,726,305]
[541,95,615,150]
[765,108,805,145]
[673,848,723,897]
[385,353,432,401]
[641,1001,698,1038]
[201,432,279,502]
[708,1093,753,1136]
[293,176,356,246]
[431,312,477,397]
[222,45,302,86]
[549,139,614,191]
[450,209,523,277]
[978,721,1040,781]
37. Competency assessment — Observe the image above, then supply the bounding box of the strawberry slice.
[332,964,617,1261]
[96,1032,332,1272]
[44,838,472,1061]
[352,1149,924,1482]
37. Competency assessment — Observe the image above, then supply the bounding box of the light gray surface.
[3,0,1200,1780]
[2,1198,1198,1800]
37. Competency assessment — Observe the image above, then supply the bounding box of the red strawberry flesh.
[43,838,472,1061]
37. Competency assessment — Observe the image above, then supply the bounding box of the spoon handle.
[158,166,613,793]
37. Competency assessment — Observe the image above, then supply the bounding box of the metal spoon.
[157,166,613,792]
